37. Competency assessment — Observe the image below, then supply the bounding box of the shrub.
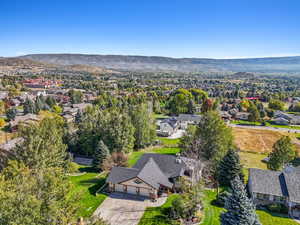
[212,190,231,207]
[266,203,288,214]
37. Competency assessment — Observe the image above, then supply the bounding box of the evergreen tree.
[6,107,17,121]
[217,149,244,187]
[24,97,35,114]
[267,136,296,170]
[221,177,261,225]
[75,109,83,124]
[93,140,110,169]
[187,99,196,114]
[196,111,233,161]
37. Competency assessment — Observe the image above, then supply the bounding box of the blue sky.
[1,0,300,58]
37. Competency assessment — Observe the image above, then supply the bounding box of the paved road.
[93,192,167,225]
[229,124,300,133]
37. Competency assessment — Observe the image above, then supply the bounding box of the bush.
[266,203,288,214]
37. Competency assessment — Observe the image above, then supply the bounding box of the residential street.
[229,124,300,134]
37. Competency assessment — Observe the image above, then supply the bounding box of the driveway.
[93,192,167,225]
[168,129,185,139]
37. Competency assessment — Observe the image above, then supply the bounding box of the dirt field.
[233,127,300,154]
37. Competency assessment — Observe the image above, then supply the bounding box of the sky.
[1,0,300,58]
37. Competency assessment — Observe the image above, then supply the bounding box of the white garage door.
[115,184,124,193]
[139,188,150,197]
[127,186,137,195]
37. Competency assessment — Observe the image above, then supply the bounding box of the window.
[134,179,142,184]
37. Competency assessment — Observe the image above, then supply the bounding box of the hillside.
[0,57,118,75]
[20,54,300,74]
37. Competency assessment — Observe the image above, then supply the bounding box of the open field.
[233,127,300,153]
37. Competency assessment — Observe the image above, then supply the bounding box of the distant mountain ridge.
[19,54,300,74]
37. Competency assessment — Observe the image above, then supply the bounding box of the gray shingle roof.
[284,167,300,203]
[249,167,300,203]
[107,153,198,190]
[137,158,173,189]
[106,167,139,184]
[133,153,185,178]
[161,118,178,129]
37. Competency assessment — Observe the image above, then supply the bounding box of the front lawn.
[158,137,181,147]
[69,166,107,218]
[138,194,180,225]
[202,190,298,225]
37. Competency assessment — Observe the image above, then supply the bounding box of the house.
[273,111,300,125]
[219,111,232,121]
[177,114,202,129]
[107,153,202,199]
[9,114,40,131]
[157,118,179,137]
[248,167,300,218]
[234,112,250,120]
[0,137,23,152]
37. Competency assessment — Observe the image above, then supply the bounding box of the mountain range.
[19,54,300,74]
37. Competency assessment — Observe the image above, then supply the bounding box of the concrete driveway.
[93,192,167,225]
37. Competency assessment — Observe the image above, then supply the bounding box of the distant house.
[177,114,202,129]
[219,111,232,121]
[248,167,300,218]
[107,153,202,199]
[9,114,40,131]
[0,137,23,152]
[158,118,179,137]
[273,111,300,125]
[234,112,250,121]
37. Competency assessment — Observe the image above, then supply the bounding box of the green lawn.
[202,190,224,225]
[153,113,170,119]
[202,190,298,225]
[138,194,180,225]
[158,137,181,147]
[69,166,107,218]
[231,120,262,126]
[231,120,300,130]
[128,147,181,167]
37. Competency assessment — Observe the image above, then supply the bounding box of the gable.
[121,177,154,189]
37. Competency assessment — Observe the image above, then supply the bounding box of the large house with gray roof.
[107,153,202,199]
[248,166,300,218]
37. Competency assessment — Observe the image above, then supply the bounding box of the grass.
[231,120,262,126]
[202,190,224,225]
[69,166,107,218]
[202,190,298,225]
[138,194,180,225]
[153,113,170,120]
[158,137,181,147]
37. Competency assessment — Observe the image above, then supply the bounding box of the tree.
[69,89,83,104]
[14,118,69,170]
[187,99,196,114]
[24,98,35,114]
[268,99,285,111]
[201,98,214,113]
[248,103,261,122]
[221,177,261,225]
[52,104,63,114]
[130,104,156,149]
[93,140,110,169]
[6,107,17,121]
[75,109,83,124]
[217,149,244,187]
[267,136,296,170]
[0,118,6,128]
[0,161,77,225]
[196,111,234,162]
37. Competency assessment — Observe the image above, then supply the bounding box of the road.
[229,124,300,133]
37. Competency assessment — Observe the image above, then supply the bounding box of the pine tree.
[75,109,83,124]
[24,98,35,114]
[217,149,244,187]
[93,140,110,169]
[221,177,261,225]
[187,99,196,114]
[267,136,296,170]
[6,107,17,121]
